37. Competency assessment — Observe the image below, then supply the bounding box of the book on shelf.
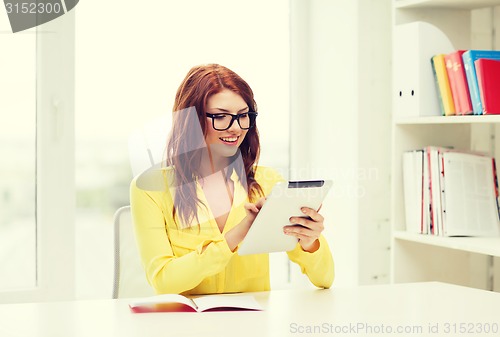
[444,50,473,115]
[129,293,263,313]
[423,150,430,235]
[427,146,445,236]
[402,149,431,235]
[441,152,500,237]
[475,58,500,115]
[431,54,455,116]
[403,151,424,234]
[403,148,500,237]
[462,50,500,115]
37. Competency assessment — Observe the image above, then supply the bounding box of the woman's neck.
[199,148,230,178]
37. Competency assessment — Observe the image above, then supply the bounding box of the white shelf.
[395,0,500,10]
[391,0,500,291]
[395,115,500,125]
[394,231,500,257]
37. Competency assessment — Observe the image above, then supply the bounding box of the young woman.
[130,64,334,295]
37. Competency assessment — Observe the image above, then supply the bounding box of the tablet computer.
[238,180,332,255]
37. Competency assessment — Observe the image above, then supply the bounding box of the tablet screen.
[238,180,332,255]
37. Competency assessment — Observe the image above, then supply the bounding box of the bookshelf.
[395,0,500,10]
[391,0,500,292]
[396,115,500,124]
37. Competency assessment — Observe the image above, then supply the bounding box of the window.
[0,11,75,303]
[0,10,37,291]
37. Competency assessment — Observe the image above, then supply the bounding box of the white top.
[0,282,499,337]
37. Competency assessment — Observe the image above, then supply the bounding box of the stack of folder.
[431,50,500,116]
[403,147,500,237]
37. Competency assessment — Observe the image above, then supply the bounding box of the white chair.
[114,114,171,298]
[112,205,155,299]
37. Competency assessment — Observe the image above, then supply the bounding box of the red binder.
[475,58,500,115]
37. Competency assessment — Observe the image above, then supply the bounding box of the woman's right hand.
[244,197,266,222]
[225,197,266,251]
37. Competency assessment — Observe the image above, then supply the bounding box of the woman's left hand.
[284,207,324,253]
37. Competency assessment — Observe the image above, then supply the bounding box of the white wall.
[290,0,391,287]
[357,0,392,284]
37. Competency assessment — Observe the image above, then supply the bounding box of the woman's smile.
[219,135,240,145]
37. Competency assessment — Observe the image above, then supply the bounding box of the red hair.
[166,64,263,227]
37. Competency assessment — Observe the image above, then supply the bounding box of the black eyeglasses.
[205,112,258,131]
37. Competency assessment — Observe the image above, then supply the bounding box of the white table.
[0,282,499,337]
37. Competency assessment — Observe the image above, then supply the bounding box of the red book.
[444,50,473,115]
[475,58,500,115]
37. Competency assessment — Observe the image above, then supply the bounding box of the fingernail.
[301,208,307,213]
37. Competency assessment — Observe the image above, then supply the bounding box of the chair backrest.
[112,205,155,299]
[118,114,170,298]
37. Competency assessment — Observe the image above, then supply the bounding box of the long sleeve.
[130,178,235,294]
[286,235,334,288]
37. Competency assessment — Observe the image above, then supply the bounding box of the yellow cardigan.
[130,166,334,295]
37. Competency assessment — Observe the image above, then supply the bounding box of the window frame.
[0,12,75,303]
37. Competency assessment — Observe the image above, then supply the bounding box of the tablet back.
[238,180,332,255]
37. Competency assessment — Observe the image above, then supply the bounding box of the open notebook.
[129,293,263,313]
